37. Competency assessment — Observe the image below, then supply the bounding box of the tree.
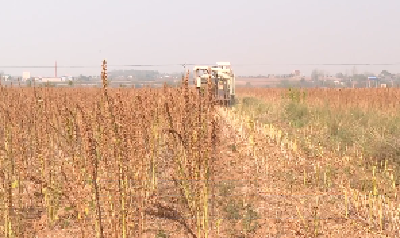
[68,80,73,87]
[311,69,321,81]
[335,72,344,78]
[279,79,291,88]
[45,81,55,87]
[381,70,393,77]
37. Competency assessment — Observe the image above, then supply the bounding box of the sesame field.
[1,73,400,237]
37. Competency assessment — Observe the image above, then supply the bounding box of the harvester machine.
[193,62,235,106]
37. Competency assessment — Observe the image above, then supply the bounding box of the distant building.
[23,72,31,81]
[1,74,11,81]
[42,77,64,82]
[110,69,159,80]
[293,70,300,77]
[61,76,73,81]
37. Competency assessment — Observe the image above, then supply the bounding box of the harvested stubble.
[231,87,400,236]
[0,72,220,238]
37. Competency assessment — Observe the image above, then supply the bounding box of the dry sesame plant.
[0,61,224,238]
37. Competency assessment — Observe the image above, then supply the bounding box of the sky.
[1,0,400,77]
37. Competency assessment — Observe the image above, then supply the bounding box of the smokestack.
[55,61,57,77]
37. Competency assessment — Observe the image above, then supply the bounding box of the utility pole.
[182,63,190,86]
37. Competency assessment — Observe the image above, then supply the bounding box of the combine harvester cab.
[193,62,235,106]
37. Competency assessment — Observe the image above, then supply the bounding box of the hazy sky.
[1,0,400,77]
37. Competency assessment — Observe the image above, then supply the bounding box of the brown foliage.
[0,71,219,238]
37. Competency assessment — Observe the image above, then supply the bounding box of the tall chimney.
[55,61,57,77]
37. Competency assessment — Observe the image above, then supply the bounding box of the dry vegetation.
[231,87,400,237]
[1,62,400,238]
[0,63,225,238]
